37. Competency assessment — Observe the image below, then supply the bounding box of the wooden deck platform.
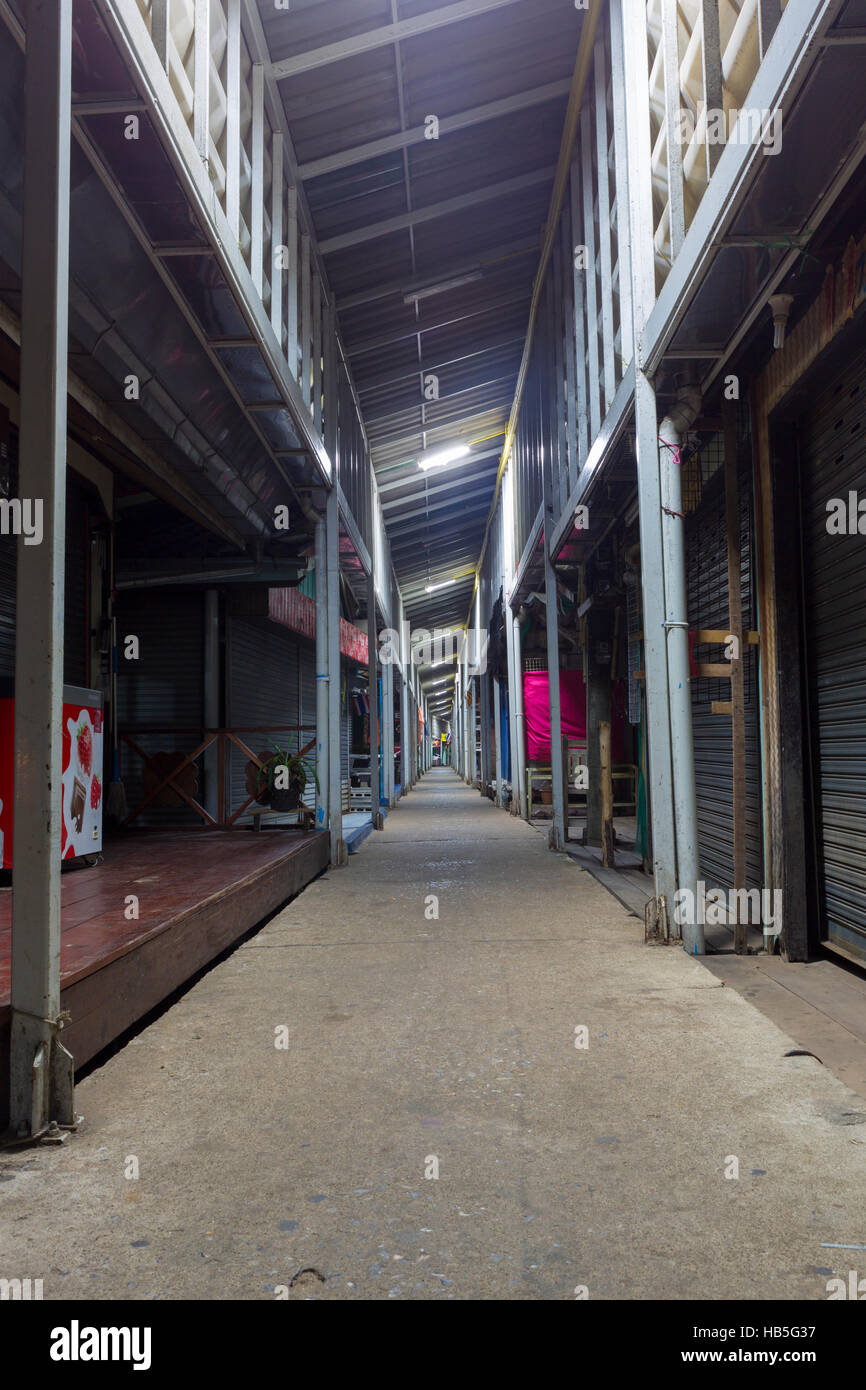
[0,828,329,1128]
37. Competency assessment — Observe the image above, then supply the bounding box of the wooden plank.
[695,628,759,644]
[697,662,732,678]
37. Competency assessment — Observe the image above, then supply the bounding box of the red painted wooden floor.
[0,829,325,1005]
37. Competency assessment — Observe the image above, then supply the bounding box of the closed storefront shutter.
[64,476,89,687]
[686,450,762,891]
[801,338,866,960]
[116,589,203,825]
[227,615,305,821]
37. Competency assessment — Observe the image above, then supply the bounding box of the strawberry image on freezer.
[77,721,93,777]
[90,774,101,810]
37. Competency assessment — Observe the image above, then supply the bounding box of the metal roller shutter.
[686,453,762,891]
[227,615,302,822]
[801,339,866,959]
[64,477,89,687]
[116,589,204,825]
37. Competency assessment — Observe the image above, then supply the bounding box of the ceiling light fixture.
[418,444,471,472]
[425,578,457,594]
[402,270,483,306]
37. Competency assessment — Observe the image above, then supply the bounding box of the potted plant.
[254,742,319,812]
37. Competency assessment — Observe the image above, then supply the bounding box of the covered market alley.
[2,0,866,1308]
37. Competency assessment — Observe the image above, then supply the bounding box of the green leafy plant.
[256,741,320,799]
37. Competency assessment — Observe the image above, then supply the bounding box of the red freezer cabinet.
[0,683,104,870]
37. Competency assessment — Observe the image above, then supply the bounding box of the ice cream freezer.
[0,682,104,870]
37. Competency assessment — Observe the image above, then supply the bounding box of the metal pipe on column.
[543,458,567,851]
[315,512,329,830]
[659,385,703,952]
[400,662,410,795]
[620,0,679,917]
[468,678,473,784]
[383,657,395,808]
[326,488,345,865]
[367,571,381,829]
[493,676,503,806]
[9,0,75,1139]
[511,613,528,819]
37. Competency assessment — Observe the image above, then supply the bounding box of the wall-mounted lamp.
[768,293,794,350]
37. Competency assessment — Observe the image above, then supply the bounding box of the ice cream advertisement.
[61,704,104,859]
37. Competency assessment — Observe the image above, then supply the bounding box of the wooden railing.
[119,725,317,828]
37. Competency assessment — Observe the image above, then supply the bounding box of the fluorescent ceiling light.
[425,578,457,594]
[403,271,483,305]
[418,444,471,471]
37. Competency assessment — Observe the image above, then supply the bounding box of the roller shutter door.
[686,455,762,891]
[801,339,866,960]
[227,615,301,823]
[116,589,203,825]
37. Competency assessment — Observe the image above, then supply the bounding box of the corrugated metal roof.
[260,0,583,630]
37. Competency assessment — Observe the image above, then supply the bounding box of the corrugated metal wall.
[116,588,204,824]
[686,453,762,891]
[227,615,310,822]
[801,338,866,960]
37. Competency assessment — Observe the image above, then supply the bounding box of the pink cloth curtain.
[523,669,626,762]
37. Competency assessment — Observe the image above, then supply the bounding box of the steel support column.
[543,442,567,851]
[326,488,345,864]
[9,0,75,1139]
[367,573,382,828]
[315,513,329,830]
[400,659,410,795]
[492,676,503,806]
[383,658,395,807]
[621,0,679,919]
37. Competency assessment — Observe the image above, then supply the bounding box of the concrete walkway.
[3,767,866,1300]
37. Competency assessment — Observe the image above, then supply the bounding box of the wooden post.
[600,720,614,867]
[723,398,747,951]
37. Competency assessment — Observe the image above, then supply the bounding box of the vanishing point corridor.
[5,0,866,1351]
[4,768,866,1303]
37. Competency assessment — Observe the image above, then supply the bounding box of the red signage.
[268,588,369,665]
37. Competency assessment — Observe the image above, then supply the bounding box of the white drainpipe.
[658,384,703,953]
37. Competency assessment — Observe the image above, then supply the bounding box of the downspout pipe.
[314,511,329,832]
[658,383,702,953]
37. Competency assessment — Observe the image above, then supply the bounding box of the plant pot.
[270,781,303,812]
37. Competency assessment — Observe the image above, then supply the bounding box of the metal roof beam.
[357,332,525,394]
[298,79,571,180]
[270,0,525,79]
[320,168,555,254]
[381,460,499,507]
[385,481,494,528]
[346,286,531,357]
[364,371,517,424]
[337,236,540,310]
